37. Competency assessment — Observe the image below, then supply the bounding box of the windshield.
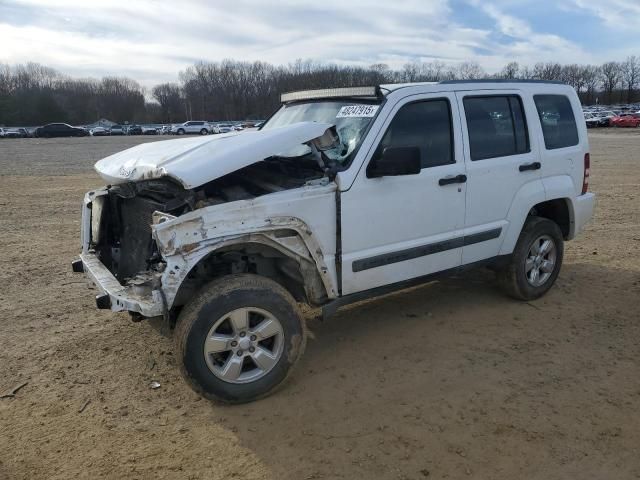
[262,99,381,166]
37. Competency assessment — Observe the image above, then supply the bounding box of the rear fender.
[542,175,578,238]
[500,176,577,254]
[499,179,546,255]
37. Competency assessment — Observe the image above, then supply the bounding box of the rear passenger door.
[456,91,541,264]
[532,94,584,196]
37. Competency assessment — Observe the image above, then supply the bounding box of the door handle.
[438,174,467,186]
[519,162,541,172]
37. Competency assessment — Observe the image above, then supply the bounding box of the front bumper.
[76,189,165,317]
[75,252,165,317]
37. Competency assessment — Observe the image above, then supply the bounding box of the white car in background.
[0,127,6,138]
[171,121,212,135]
[584,112,600,128]
[215,123,235,134]
[90,127,110,136]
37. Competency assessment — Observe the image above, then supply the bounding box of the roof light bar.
[281,86,379,103]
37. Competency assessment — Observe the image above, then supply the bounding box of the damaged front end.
[73,110,378,317]
[79,181,180,317]
[76,131,339,317]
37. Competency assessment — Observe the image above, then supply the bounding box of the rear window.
[533,95,579,149]
[463,95,529,161]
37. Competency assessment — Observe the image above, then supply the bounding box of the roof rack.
[439,79,566,85]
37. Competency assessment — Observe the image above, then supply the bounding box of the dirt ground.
[0,131,639,480]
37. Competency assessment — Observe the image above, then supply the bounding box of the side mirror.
[367,146,421,178]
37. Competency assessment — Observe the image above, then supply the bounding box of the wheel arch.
[500,177,576,255]
[164,232,333,312]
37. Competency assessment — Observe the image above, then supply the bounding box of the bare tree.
[532,62,562,80]
[152,83,183,122]
[500,62,520,79]
[621,56,640,103]
[456,61,485,80]
[601,61,622,104]
[582,65,601,104]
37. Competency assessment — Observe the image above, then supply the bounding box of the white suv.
[73,81,595,403]
[171,121,212,135]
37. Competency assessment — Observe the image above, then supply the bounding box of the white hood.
[94,122,333,189]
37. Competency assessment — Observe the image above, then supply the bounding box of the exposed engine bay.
[90,154,328,284]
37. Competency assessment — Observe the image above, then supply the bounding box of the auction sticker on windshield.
[336,105,379,118]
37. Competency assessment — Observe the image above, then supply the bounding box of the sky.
[1,0,639,87]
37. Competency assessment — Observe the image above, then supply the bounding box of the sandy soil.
[0,131,639,480]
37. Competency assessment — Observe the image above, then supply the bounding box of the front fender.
[153,214,336,308]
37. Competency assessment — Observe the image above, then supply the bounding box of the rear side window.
[376,99,454,169]
[533,95,579,149]
[463,96,530,161]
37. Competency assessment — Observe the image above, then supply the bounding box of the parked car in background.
[90,127,110,136]
[171,121,212,135]
[596,111,617,127]
[583,113,601,128]
[610,114,640,128]
[216,123,235,133]
[110,125,125,135]
[158,125,172,135]
[142,126,158,135]
[3,128,27,138]
[35,123,88,138]
[127,125,143,135]
[0,127,5,138]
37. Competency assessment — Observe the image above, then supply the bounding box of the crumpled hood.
[94,122,333,189]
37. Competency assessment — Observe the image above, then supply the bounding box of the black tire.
[498,217,564,301]
[175,274,306,404]
[177,128,185,135]
[200,128,208,135]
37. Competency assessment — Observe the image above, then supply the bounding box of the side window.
[463,95,530,161]
[376,99,454,169]
[185,121,193,126]
[533,95,579,149]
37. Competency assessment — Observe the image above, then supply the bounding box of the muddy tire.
[498,217,564,301]
[175,274,306,404]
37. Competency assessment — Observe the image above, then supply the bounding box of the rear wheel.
[498,217,564,300]
[175,274,306,403]
[200,128,208,135]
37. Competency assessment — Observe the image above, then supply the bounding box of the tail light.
[582,153,590,195]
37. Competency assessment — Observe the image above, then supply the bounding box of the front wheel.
[175,274,306,403]
[177,128,185,135]
[498,217,564,300]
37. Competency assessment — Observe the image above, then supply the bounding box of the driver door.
[340,93,467,295]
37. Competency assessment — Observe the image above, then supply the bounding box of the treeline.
[1,57,639,126]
